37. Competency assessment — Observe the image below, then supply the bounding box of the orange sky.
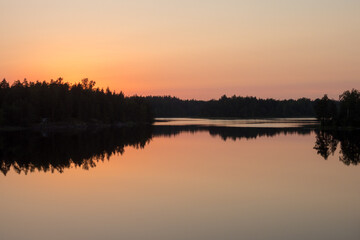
[0,0,359,99]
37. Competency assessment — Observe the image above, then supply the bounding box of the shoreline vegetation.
[145,95,315,118]
[0,78,153,129]
[314,89,360,128]
[0,78,358,130]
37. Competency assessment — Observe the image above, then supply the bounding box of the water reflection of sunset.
[1,130,360,239]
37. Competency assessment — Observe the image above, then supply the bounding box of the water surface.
[0,119,359,240]
[155,117,318,128]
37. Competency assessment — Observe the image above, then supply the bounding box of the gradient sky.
[0,0,359,99]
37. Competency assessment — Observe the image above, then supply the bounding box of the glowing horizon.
[1,0,359,100]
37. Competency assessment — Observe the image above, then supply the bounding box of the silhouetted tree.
[338,89,360,126]
[314,94,337,125]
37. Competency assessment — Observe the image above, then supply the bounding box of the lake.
[0,118,359,240]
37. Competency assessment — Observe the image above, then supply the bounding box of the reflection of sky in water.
[0,121,359,240]
[155,117,318,128]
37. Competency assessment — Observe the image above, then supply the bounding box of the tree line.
[314,89,360,127]
[0,77,358,127]
[145,89,360,126]
[0,78,153,126]
[144,95,316,118]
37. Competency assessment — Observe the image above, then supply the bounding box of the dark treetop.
[314,89,360,127]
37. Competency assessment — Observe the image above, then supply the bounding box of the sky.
[0,0,359,100]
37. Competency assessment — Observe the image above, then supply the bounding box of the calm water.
[1,119,359,240]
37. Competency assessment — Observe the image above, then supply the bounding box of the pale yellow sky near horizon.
[0,0,359,100]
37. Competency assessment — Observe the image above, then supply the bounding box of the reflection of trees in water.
[313,131,338,160]
[314,130,360,165]
[153,125,312,141]
[0,126,152,175]
[0,125,313,175]
[1,125,359,175]
[155,126,360,166]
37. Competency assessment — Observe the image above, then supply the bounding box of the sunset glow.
[1,0,359,99]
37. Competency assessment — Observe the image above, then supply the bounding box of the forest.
[0,78,153,126]
[146,89,360,127]
[144,95,316,118]
[314,89,360,127]
[0,78,358,127]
